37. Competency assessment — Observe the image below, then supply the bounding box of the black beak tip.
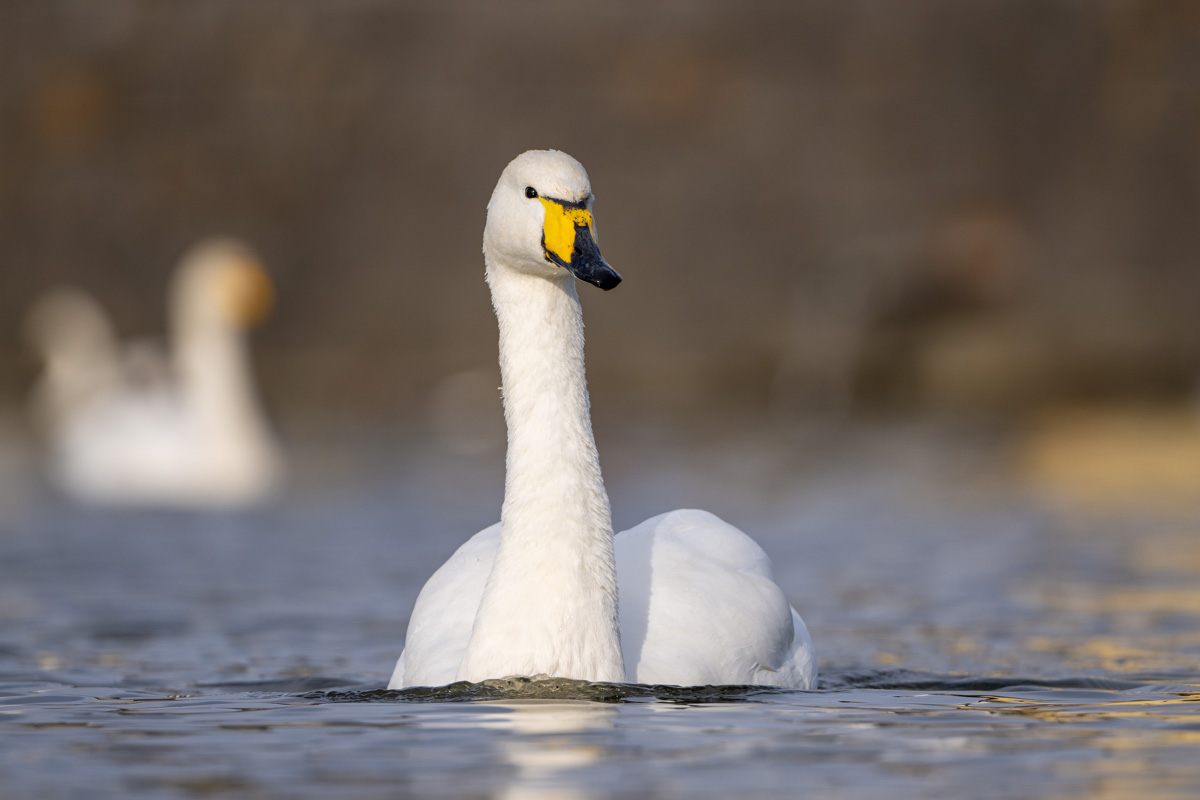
[593,269,622,291]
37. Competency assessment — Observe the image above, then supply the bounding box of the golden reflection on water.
[964,692,1200,800]
[1020,633,1200,674]
[1020,406,1200,510]
[1053,758,1200,800]
[965,693,1200,720]
[1013,468,1200,676]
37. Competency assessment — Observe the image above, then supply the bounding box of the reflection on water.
[1,424,1199,798]
[3,676,1197,799]
[1021,405,1200,510]
[482,701,616,800]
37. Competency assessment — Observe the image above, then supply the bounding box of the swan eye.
[525,186,538,199]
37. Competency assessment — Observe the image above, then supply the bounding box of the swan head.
[484,150,621,291]
[173,238,275,330]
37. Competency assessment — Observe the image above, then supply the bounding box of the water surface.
[2,424,1198,798]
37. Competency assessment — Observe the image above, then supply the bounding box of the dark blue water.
[2,423,1198,798]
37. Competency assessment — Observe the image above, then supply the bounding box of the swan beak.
[223,258,275,326]
[540,197,622,291]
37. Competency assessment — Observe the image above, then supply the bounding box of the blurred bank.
[1,1,1198,453]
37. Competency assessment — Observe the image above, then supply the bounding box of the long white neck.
[173,313,269,450]
[456,264,624,683]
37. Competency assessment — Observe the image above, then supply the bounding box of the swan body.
[26,239,283,508]
[392,510,815,688]
[391,151,815,689]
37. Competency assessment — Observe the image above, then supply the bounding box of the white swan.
[25,238,283,509]
[390,151,815,689]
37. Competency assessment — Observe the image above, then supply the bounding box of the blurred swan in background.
[24,238,283,508]
[391,150,816,690]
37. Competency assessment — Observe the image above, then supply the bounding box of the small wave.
[195,677,362,693]
[302,676,793,704]
[820,668,1152,693]
[295,670,1188,704]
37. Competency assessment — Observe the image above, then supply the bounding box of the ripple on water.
[2,431,1200,798]
[304,676,793,704]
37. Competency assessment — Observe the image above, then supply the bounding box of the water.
[2,423,1198,799]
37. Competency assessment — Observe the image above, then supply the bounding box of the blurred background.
[1,0,1199,505]
[4,16,1200,795]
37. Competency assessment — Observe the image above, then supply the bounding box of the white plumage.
[25,238,283,509]
[390,151,815,689]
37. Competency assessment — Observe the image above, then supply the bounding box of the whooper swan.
[390,151,815,689]
[25,238,283,509]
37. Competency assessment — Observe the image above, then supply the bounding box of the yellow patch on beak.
[220,258,275,326]
[539,197,594,264]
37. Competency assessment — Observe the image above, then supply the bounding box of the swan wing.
[615,509,816,688]
[25,287,123,430]
[389,522,501,689]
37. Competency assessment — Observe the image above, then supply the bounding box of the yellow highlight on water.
[540,197,593,264]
